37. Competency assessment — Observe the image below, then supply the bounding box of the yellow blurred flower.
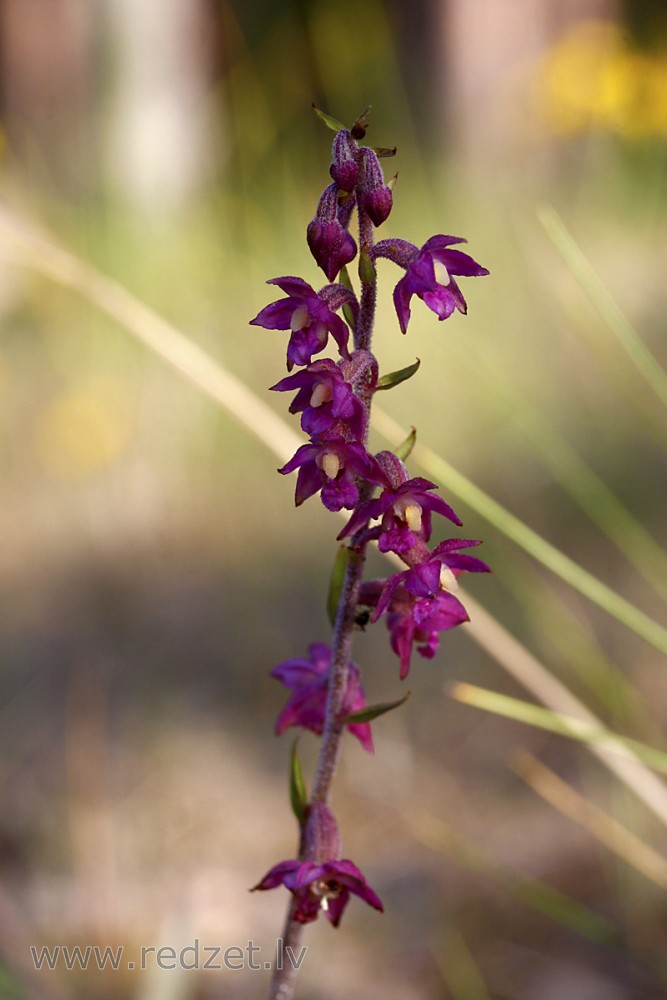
[33,379,133,481]
[539,19,667,138]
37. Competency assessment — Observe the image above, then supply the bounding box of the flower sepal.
[376,358,421,391]
[340,689,411,725]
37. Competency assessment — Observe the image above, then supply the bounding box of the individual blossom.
[270,359,366,439]
[339,475,461,554]
[278,436,386,512]
[374,235,489,334]
[386,588,471,679]
[360,539,490,678]
[271,642,373,752]
[250,276,353,371]
[252,804,383,927]
[373,538,491,618]
[359,579,468,680]
[307,183,357,281]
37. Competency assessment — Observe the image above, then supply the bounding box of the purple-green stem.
[268,209,377,1000]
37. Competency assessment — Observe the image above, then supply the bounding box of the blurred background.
[1,0,667,998]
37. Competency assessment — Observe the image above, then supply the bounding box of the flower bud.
[359,147,393,227]
[329,129,359,192]
[375,449,410,490]
[307,184,357,281]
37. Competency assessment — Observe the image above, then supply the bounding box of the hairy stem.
[268,900,306,1000]
[312,205,376,802]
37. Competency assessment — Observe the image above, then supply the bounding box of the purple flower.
[360,539,491,678]
[270,359,366,439]
[253,858,383,926]
[379,235,489,334]
[271,642,373,752]
[307,183,357,281]
[386,588,470,679]
[252,804,383,927]
[279,437,385,512]
[374,539,491,618]
[250,277,352,371]
[339,476,461,554]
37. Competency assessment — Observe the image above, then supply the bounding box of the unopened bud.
[375,450,409,490]
[330,130,359,193]
[359,148,393,227]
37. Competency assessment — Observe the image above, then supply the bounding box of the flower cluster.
[250,116,489,932]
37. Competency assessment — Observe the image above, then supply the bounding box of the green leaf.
[377,358,421,391]
[341,690,411,724]
[539,205,667,411]
[312,104,345,133]
[373,146,397,158]
[358,249,376,285]
[289,739,308,824]
[327,545,352,627]
[338,265,353,292]
[337,265,356,331]
[394,426,417,462]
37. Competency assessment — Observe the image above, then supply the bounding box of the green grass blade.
[410,811,617,945]
[448,681,667,776]
[515,410,667,604]
[539,204,667,409]
[430,930,492,1000]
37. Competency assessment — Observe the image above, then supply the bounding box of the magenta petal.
[433,247,490,277]
[393,275,412,335]
[267,275,315,297]
[422,287,457,320]
[372,573,403,621]
[392,618,416,680]
[337,498,380,540]
[405,561,441,597]
[445,553,492,574]
[327,312,351,350]
[271,658,321,687]
[423,492,462,526]
[290,861,323,891]
[278,442,318,476]
[274,686,325,735]
[321,476,358,511]
[422,235,468,252]
[250,298,299,330]
[432,537,482,554]
[347,720,373,753]
[252,859,300,891]
[295,463,324,506]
